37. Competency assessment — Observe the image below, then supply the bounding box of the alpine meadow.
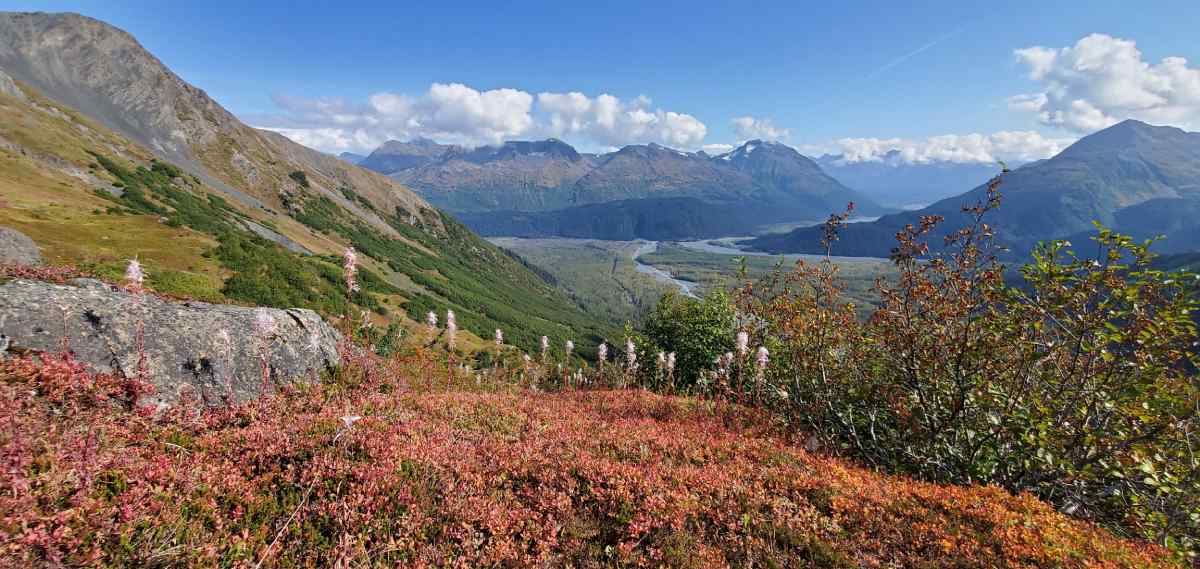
[2,3,1200,567]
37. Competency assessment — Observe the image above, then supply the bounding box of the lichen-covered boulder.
[0,278,342,405]
[0,226,41,266]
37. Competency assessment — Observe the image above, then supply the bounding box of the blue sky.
[5,0,1200,160]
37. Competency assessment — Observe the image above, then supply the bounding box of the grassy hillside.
[0,81,611,356]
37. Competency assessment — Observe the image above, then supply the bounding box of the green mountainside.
[0,11,610,355]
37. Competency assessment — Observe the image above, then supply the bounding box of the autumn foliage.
[0,344,1178,567]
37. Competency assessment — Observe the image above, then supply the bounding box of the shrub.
[641,290,737,388]
[643,175,1200,557]
[288,169,310,188]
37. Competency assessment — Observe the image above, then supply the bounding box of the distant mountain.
[817,152,1009,209]
[337,152,366,164]
[750,120,1200,257]
[0,11,611,353]
[363,137,886,238]
[380,138,595,212]
[359,138,458,174]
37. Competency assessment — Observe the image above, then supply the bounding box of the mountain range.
[750,120,1200,257]
[358,136,888,239]
[0,11,610,352]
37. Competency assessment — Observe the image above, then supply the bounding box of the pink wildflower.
[342,247,359,293]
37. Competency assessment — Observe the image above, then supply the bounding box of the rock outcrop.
[0,68,24,100]
[0,226,40,265]
[0,278,342,405]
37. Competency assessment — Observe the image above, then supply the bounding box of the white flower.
[755,346,769,368]
[426,311,438,329]
[124,258,144,291]
[755,346,770,381]
[736,331,749,358]
[597,342,608,362]
[657,351,666,369]
[342,247,359,292]
[625,339,637,370]
[540,335,549,356]
[494,328,504,347]
[565,340,574,356]
[446,310,457,347]
[666,352,676,374]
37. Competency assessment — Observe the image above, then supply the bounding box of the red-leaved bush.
[0,344,1177,567]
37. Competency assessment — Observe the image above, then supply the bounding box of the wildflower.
[598,342,608,362]
[565,340,574,357]
[124,258,144,293]
[359,309,372,330]
[625,339,637,371]
[736,331,749,358]
[666,352,676,374]
[342,246,359,292]
[446,310,457,348]
[426,311,438,329]
[494,328,503,347]
[755,346,769,382]
[540,335,549,358]
[523,354,532,365]
[657,351,666,369]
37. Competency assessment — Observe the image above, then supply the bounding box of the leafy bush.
[641,290,736,388]
[642,176,1200,556]
[288,169,310,188]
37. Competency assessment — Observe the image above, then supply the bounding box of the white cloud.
[252,83,708,153]
[1009,34,1200,133]
[731,116,790,141]
[535,91,708,149]
[700,143,734,155]
[828,131,1074,164]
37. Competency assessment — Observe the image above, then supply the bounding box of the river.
[632,241,698,298]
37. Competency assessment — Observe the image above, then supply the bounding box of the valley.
[2,5,1199,566]
[493,229,896,327]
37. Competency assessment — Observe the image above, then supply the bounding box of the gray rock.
[0,226,40,265]
[0,68,24,100]
[0,279,342,405]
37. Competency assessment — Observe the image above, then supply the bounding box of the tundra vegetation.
[1,174,1196,566]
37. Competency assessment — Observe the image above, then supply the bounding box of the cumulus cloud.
[1008,34,1200,133]
[251,83,708,153]
[731,116,790,141]
[828,131,1075,164]
[535,92,707,149]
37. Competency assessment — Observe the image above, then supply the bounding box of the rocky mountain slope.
[390,138,597,212]
[0,11,610,354]
[751,120,1200,257]
[367,136,885,239]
